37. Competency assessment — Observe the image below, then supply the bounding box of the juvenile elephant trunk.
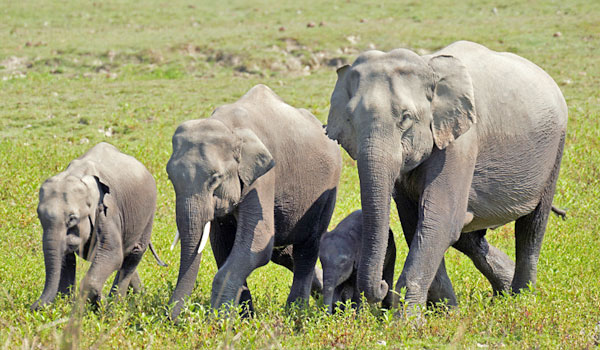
[356,146,397,304]
[322,270,338,313]
[169,196,210,320]
[31,234,64,310]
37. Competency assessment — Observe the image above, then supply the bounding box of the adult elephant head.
[32,161,109,310]
[166,118,274,319]
[326,49,476,303]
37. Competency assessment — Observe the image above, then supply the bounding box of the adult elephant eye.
[398,112,414,129]
[67,214,79,228]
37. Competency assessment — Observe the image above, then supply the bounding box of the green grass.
[1,0,599,348]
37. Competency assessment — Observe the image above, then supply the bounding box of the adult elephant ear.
[326,65,358,159]
[427,55,477,150]
[233,128,275,186]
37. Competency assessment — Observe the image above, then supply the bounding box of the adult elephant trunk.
[169,196,211,320]
[356,143,398,304]
[31,233,64,310]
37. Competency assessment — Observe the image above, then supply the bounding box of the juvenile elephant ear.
[80,175,110,224]
[233,128,275,187]
[427,55,477,149]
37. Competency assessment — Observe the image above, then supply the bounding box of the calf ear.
[427,55,477,149]
[233,128,275,187]
[80,175,110,223]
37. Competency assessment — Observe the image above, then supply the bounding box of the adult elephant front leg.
[211,183,275,311]
[396,147,476,310]
[394,189,457,307]
[211,214,255,316]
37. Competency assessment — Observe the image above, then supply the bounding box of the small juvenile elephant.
[31,142,165,310]
[166,84,341,320]
[320,210,396,313]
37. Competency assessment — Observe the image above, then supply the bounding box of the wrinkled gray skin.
[320,210,396,313]
[167,84,341,320]
[327,41,567,309]
[32,142,161,310]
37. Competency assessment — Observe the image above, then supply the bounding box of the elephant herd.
[30,41,568,321]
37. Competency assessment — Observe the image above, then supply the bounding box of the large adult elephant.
[31,142,165,310]
[167,84,341,320]
[326,41,567,309]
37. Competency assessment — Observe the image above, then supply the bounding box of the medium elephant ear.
[327,65,359,159]
[427,55,477,149]
[80,175,110,224]
[233,128,275,187]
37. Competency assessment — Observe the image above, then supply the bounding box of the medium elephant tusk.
[197,222,211,254]
[170,230,180,251]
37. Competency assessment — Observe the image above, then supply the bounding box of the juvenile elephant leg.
[394,191,457,306]
[381,229,396,309]
[109,252,144,297]
[58,252,77,296]
[453,230,514,293]
[80,222,124,305]
[128,270,142,293]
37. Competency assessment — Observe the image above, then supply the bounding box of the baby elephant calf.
[320,210,396,313]
[32,142,165,310]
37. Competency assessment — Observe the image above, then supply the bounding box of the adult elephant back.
[167,84,341,320]
[326,41,567,308]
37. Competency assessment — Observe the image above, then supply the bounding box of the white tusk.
[170,230,180,251]
[197,221,211,254]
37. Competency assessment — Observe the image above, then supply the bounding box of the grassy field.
[1,0,599,348]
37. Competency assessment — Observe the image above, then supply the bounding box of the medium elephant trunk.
[169,196,211,320]
[356,143,397,304]
[31,232,64,310]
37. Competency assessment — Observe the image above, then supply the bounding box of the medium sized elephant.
[31,142,165,310]
[320,210,396,313]
[166,84,341,320]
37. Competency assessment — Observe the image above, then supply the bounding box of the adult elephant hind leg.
[453,230,514,294]
[287,188,337,307]
[287,239,321,306]
[270,245,324,297]
[512,135,564,293]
